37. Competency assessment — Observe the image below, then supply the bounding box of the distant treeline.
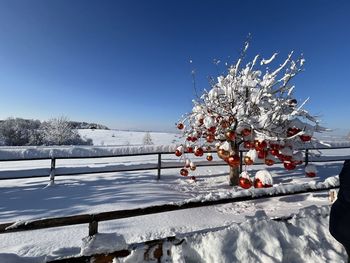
[0,117,105,146]
[69,121,109,130]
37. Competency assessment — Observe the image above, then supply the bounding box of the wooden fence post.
[157,153,161,180]
[49,158,56,185]
[89,216,98,236]
[305,149,309,166]
[239,151,243,174]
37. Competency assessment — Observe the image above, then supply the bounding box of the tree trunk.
[228,142,240,186]
[228,165,239,186]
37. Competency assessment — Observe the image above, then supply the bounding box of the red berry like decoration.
[300,134,312,142]
[241,128,252,137]
[175,150,182,157]
[243,141,252,149]
[221,120,230,128]
[180,168,188,176]
[187,147,193,153]
[265,159,274,166]
[177,123,184,130]
[208,126,216,133]
[254,178,272,188]
[258,150,268,159]
[190,176,196,181]
[287,127,301,137]
[283,162,296,170]
[225,131,236,141]
[239,177,252,189]
[194,147,204,157]
[217,149,230,159]
[254,178,264,188]
[227,155,240,167]
[306,172,316,177]
[206,154,213,161]
[206,134,215,143]
[270,149,279,156]
[244,156,254,165]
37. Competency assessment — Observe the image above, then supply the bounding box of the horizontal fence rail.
[0,146,349,181]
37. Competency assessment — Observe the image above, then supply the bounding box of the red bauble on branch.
[180,168,188,176]
[206,154,213,161]
[175,150,182,157]
[300,134,312,142]
[177,123,184,130]
[227,154,240,167]
[283,161,296,170]
[239,177,252,189]
[225,131,236,141]
[206,134,215,143]
[187,147,193,153]
[217,149,230,159]
[244,156,254,165]
[194,147,204,157]
[287,127,301,137]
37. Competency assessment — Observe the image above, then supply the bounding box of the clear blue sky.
[0,0,349,134]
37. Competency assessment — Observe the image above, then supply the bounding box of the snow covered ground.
[78,129,179,146]
[0,130,349,262]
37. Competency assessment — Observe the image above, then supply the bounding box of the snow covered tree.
[175,41,325,186]
[41,116,92,145]
[0,118,42,145]
[143,132,154,145]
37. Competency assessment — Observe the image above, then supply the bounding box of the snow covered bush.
[41,117,92,146]
[0,118,42,146]
[175,41,325,186]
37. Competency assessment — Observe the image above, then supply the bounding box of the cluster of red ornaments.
[241,128,312,171]
[239,177,272,189]
[176,120,315,183]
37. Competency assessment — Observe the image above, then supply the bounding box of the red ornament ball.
[225,131,236,141]
[254,178,264,188]
[239,177,252,189]
[300,135,312,142]
[208,126,216,133]
[265,159,274,166]
[187,147,193,153]
[206,134,215,143]
[284,162,296,170]
[306,172,316,177]
[227,154,240,167]
[206,154,213,161]
[244,156,254,165]
[180,168,188,176]
[175,150,182,157]
[254,178,272,188]
[194,147,204,157]
[177,123,184,130]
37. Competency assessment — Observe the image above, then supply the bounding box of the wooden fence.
[0,145,348,261]
[0,182,340,236]
[0,146,349,182]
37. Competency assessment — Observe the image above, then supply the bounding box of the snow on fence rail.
[0,145,350,182]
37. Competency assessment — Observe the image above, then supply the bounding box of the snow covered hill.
[78,129,179,146]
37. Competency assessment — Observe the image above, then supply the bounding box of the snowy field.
[0,130,349,262]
